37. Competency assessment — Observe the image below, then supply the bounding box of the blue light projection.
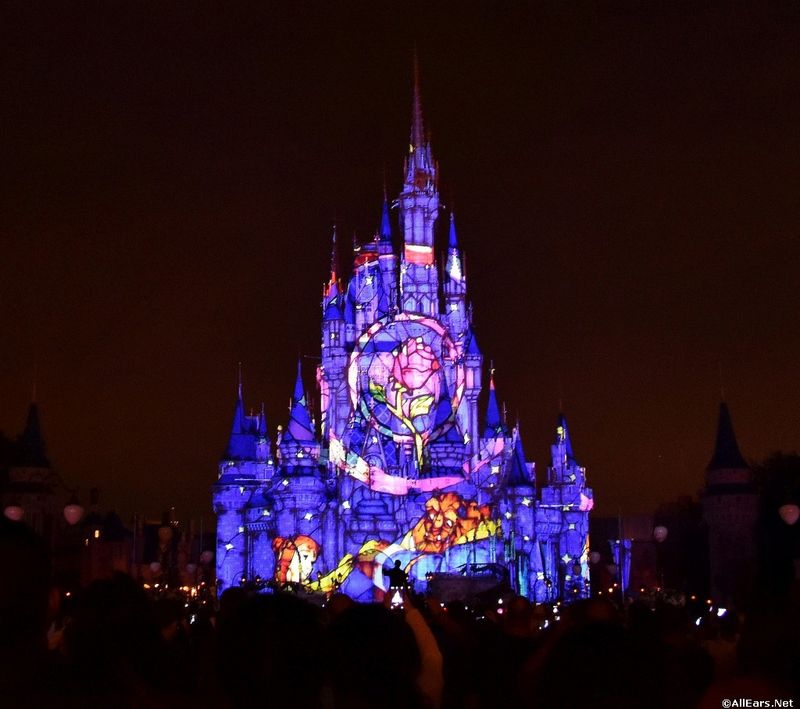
[212,77,593,603]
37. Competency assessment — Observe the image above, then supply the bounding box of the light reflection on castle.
[212,70,593,602]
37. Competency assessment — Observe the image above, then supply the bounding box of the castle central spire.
[411,53,424,149]
[399,56,439,315]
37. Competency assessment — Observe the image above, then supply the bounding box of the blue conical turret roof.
[380,193,392,241]
[448,211,459,250]
[223,371,256,460]
[284,360,316,443]
[483,369,506,438]
[556,413,577,466]
[507,427,532,486]
[465,330,481,356]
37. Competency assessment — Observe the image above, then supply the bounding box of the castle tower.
[2,398,58,541]
[702,401,757,606]
[399,62,439,316]
[319,227,350,441]
[213,372,265,589]
[539,414,593,601]
[503,425,537,597]
[211,67,594,602]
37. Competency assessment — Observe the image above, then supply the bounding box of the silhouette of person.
[385,560,408,590]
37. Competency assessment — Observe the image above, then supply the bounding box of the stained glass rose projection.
[348,314,465,466]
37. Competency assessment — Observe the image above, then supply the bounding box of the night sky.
[2,3,799,523]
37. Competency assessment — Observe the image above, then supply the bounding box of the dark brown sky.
[2,2,799,523]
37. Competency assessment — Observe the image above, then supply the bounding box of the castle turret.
[443,212,468,337]
[277,360,321,474]
[460,329,483,456]
[399,60,439,316]
[702,401,757,606]
[2,396,58,542]
[214,370,263,590]
[503,425,537,596]
[18,401,50,468]
[320,227,349,440]
[475,368,511,492]
[222,371,256,463]
[376,190,398,314]
[539,413,592,602]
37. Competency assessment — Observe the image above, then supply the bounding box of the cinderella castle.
[212,70,594,603]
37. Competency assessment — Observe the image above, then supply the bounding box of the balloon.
[589,551,601,565]
[149,561,162,573]
[653,525,668,543]
[778,504,799,526]
[3,505,24,522]
[63,503,84,526]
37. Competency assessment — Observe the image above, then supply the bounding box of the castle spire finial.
[411,50,424,149]
[448,211,459,250]
[237,361,243,400]
[329,224,338,282]
[380,177,392,240]
[32,362,38,403]
[557,375,564,414]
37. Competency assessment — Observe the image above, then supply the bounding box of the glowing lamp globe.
[3,505,24,522]
[778,504,799,526]
[653,525,668,543]
[589,551,601,565]
[149,561,162,573]
[63,503,84,526]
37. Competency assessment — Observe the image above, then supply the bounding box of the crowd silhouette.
[1,517,797,708]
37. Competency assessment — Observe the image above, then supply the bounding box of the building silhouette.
[702,401,757,606]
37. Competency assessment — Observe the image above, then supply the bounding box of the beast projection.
[212,74,593,603]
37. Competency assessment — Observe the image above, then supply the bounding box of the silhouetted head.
[326,604,424,708]
[217,593,324,708]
